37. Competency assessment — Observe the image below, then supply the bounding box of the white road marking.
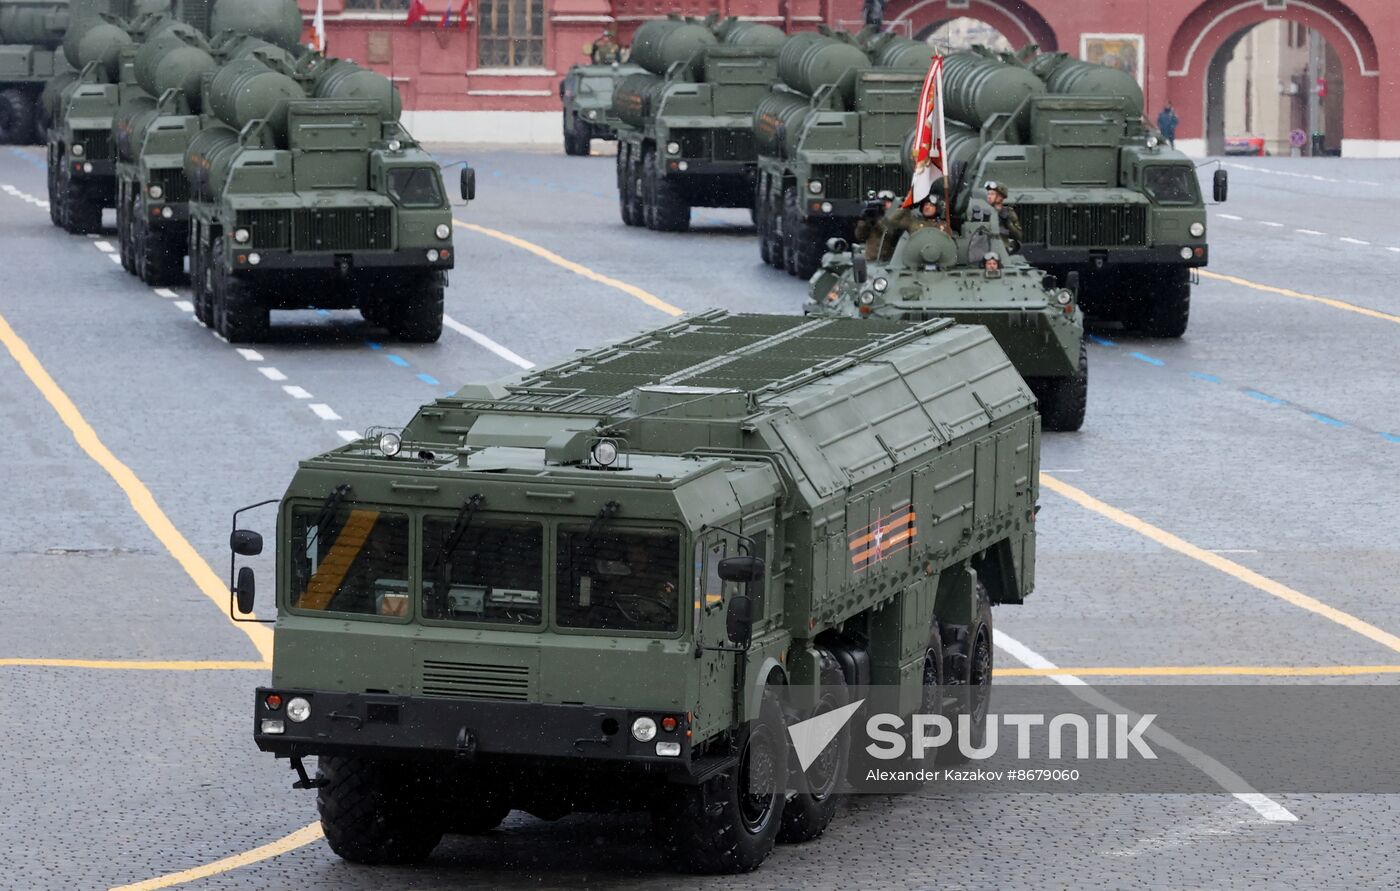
[94,241,114,252]
[1389,247,1400,254]
[1224,162,1380,188]
[337,430,360,443]
[1338,237,1370,245]
[993,630,1298,823]
[236,348,264,361]
[107,254,122,265]
[309,403,341,421]
[1208,549,1259,554]
[36,201,48,209]
[1216,213,1243,221]
[1295,229,1325,236]
[86,233,98,239]
[211,331,228,344]
[0,184,15,191]
[153,287,178,299]
[1258,221,1283,228]
[282,385,312,400]
[443,313,535,369]
[173,300,194,312]
[257,366,286,381]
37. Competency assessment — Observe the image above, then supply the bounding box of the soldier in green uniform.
[886,194,944,239]
[984,180,1021,251]
[853,190,898,261]
[588,29,621,65]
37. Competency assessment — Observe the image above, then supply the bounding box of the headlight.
[1179,247,1194,260]
[819,201,832,213]
[1055,289,1073,306]
[82,162,93,173]
[1146,135,1159,148]
[426,249,440,262]
[587,109,598,119]
[285,697,311,723]
[378,431,402,457]
[807,179,823,195]
[872,277,888,293]
[665,141,680,155]
[161,206,173,219]
[631,716,657,742]
[655,741,681,757]
[260,719,285,735]
[592,439,618,467]
[71,144,84,157]
[387,138,403,152]
[1189,222,1205,237]
[859,291,875,306]
[435,223,451,240]
[233,228,250,244]
[247,252,261,265]
[147,184,163,199]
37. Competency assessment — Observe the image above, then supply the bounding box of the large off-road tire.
[212,236,269,342]
[563,116,589,156]
[647,151,690,232]
[656,693,788,874]
[32,94,47,143]
[781,186,800,275]
[778,650,849,844]
[0,88,33,145]
[61,180,102,234]
[47,161,62,226]
[757,186,776,267]
[191,232,213,326]
[619,149,641,227]
[1137,278,1191,338]
[791,213,829,280]
[316,756,445,865]
[118,188,135,273]
[385,273,444,343]
[1033,337,1088,432]
[940,584,993,765]
[134,202,184,286]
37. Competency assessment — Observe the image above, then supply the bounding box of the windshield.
[289,505,410,617]
[556,525,681,633]
[1143,166,1198,205]
[387,167,445,208]
[421,517,543,625]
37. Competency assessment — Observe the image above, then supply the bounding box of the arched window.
[479,0,545,68]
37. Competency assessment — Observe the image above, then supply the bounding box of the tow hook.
[290,756,327,790]
[455,726,478,760]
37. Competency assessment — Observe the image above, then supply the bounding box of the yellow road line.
[454,219,685,317]
[1201,269,1400,325]
[1000,664,1400,678]
[0,311,273,662]
[1,658,269,671]
[1041,472,1400,656]
[108,822,323,891]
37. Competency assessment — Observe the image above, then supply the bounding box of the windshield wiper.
[584,500,621,544]
[305,484,352,551]
[428,493,484,581]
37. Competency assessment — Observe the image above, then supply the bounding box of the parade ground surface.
[2,143,1398,889]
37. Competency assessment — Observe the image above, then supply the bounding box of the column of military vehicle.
[614,16,785,231]
[558,59,644,156]
[0,0,74,143]
[45,0,469,343]
[233,310,1040,874]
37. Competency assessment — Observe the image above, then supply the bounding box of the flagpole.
[935,54,950,231]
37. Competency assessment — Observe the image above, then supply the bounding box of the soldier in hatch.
[984,180,1021,251]
[853,190,898,261]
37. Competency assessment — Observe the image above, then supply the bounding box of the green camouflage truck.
[235,310,1040,873]
[614,17,785,231]
[558,60,643,156]
[754,31,926,279]
[0,0,73,143]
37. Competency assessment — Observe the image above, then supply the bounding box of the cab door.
[693,532,738,738]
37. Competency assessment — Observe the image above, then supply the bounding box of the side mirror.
[852,254,868,284]
[230,529,263,557]
[1065,271,1080,298]
[725,593,753,646]
[460,165,476,202]
[1213,168,1228,203]
[717,554,765,583]
[234,566,256,615]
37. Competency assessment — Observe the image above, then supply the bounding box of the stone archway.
[1163,0,1379,156]
[886,0,1059,52]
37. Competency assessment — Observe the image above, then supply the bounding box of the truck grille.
[810,164,905,200]
[234,207,393,251]
[1018,203,1148,247]
[148,169,189,204]
[73,128,112,161]
[669,128,755,162]
[420,660,533,701]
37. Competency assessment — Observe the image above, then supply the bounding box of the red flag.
[405,0,427,24]
[905,55,946,208]
[458,0,470,30]
[309,0,326,52]
[439,0,452,27]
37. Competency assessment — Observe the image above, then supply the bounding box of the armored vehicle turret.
[614,16,785,232]
[559,60,644,155]
[806,200,1086,431]
[237,310,1040,874]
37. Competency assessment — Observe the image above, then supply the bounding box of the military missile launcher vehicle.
[806,199,1086,431]
[614,16,784,232]
[559,60,643,156]
[237,310,1040,873]
[184,47,468,343]
[0,0,74,143]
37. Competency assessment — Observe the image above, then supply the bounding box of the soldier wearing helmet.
[589,29,621,65]
[854,189,899,261]
[984,180,1022,251]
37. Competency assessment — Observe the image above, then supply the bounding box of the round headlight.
[592,439,619,467]
[666,141,680,155]
[161,206,173,219]
[148,184,163,199]
[631,716,657,742]
[378,431,402,457]
[807,179,823,195]
[247,252,261,266]
[587,109,598,119]
[872,276,888,293]
[71,144,84,157]
[387,138,403,152]
[1179,247,1194,260]
[1189,222,1205,238]
[82,162,93,173]
[677,161,688,172]
[286,697,311,723]
[1146,135,1160,148]
[859,291,875,306]
[426,249,440,262]
[1055,289,1073,306]
[233,228,250,244]
[820,201,833,213]
[435,223,451,240]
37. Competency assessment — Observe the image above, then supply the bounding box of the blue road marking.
[366,341,383,350]
[1245,390,1286,405]
[386,354,410,367]
[1088,334,1116,346]
[1188,372,1221,383]
[1381,433,1400,443]
[1129,351,1165,366]
[317,309,330,316]
[1308,412,1346,429]
[417,373,440,386]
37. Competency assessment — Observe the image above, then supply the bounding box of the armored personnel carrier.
[806,200,1086,431]
[614,16,784,231]
[236,310,1040,873]
[558,60,643,155]
[0,0,73,143]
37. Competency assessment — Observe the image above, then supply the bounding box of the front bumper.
[254,688,694,770]
[143,203,188,227]
[663,158,751,177]
[65,158,115,178]
[227,247,456,273]
[1021,243,1209,269]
